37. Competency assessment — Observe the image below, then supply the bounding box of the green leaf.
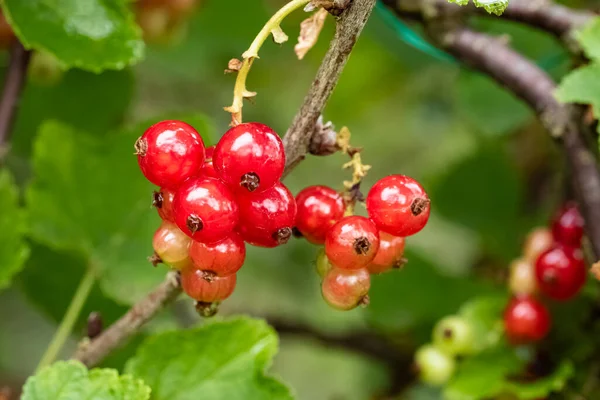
[504,361,574,399]
[22,360,151,400]
[0,169,29,291]
[576,17,600,61]
[25,117,213,304]
[367,250,498,332]
[1,0,144,72]
[555,63,600,116]
[447,0,469,6]
[125,317,293,400]
[446,0,509,15]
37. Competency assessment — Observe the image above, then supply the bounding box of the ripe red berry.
[295,185,345,245]
[367,232,406,274]
[325,216,380,270]
[205,145,215,160]
[551,203,584,247]
[153,188,176,222]
[213,122,285,193]
[503,296,551,344]
[189,232,246,277]
[321,267,371,311]
[237,182,297,247]
[180,268,236,302]
[198,145,219,179]
[152,221,192,269]
[523,227,554,264]
[173,177,239,243]
[535,245,586,301]
[135,120,205,188]
[366,175,430,237]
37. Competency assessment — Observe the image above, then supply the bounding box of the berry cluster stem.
[337,127,371,215]
[224,0,311,125]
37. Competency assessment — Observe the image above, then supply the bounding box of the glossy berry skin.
[367,232,406,274]
[213,122,285,193]
[551,203,584,247]
[432,316,475,356]
[316,248,333,279]
[295,185,345,244]
[173,177,239,243]
[180,269,236,302]
[523,227,554,264]
[509,258,537,296]
[237,182,297,247]
[325,216,380,270]
[189,232,246,277]
[415,345,456,386]
[136,120,205,188]
[321,267,370,311]
[504,296,551,344]
[152,221,192,269]
[366,175,430,237]
[535,246,586,301]
[198,145,219,179]
[153,188,176,222]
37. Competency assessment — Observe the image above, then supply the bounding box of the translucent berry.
[321,267,370,311]
[367,232,406,274]
[414,345,456,386]
[295,185,345,244]
[551,203,584,247]
[181,268,236,302]
[535,246,586,301]
[237,182,297,247]
[509,258,537,296]
[432,316,475,356]
[325,216,380,270]
[504,296,551,344]
[153,188,176,222]
[189,232,246,277]
[173,177,239,243]
[366,175,431,237]
[316,248,333,279]
[213,122,285,193]
[152,221,192,269]
[135,120,205,187]
[523,227,554,264]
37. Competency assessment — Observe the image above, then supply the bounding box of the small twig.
[73,272,181,367]
[282,0,378,177]
[0,41,31,153]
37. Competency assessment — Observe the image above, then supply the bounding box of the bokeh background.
[1,0,598,398]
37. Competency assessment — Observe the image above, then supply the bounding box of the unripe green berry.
[316,248,332,279]
[432,315,475,356]
[415,344,456,386]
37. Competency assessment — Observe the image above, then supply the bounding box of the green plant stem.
[35,268,96,373]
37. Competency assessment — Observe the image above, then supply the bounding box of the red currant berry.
[173,177,239,243]
[523,227,554,264]
[535,245,586,301]
[551,203,584,247]
[295,185,345,245]
[135,120,205,188]
[197,145,219,179]
[321,267,370,311]
[152,221,192,269]
[325,216,380,270]
[153,188,176,222]
[366,175,431,237]
[367,232,406,274]
[504,296,551,344]
[213,122,285,193]
[189,232,246,277]
[237,182,297,247]
[181,268,236,302]
[205,145,215,160]
[508,258,537,296]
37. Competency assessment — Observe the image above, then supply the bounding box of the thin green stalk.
[35,268,96,373]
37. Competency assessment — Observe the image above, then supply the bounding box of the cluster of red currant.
[504,203,586,343]
[413,203,587,386]
[136,120,293,311]
[296,174,431,311]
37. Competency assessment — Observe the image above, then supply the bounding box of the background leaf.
[125,317,293,400]
[22,360,151,400]
[576,17,600,61]
[1,0,144,72]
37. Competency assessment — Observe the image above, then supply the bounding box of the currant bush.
[295,185,345,244]
[321,267,371,311]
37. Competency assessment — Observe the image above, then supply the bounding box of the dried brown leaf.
[225,58,242,74]
[295,8,328,60]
